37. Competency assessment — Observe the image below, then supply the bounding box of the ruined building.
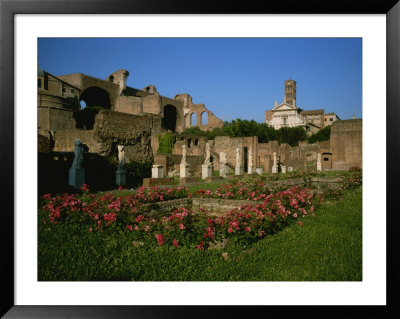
[38,68,361,193]
[38,67,223,162]
[265,79,340,134]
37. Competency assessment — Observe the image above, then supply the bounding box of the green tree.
[308,126,331,144]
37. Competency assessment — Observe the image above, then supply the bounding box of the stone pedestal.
[116,168,126,186]
[288,167,293,172]
[282,166,287,173]
[69,168,85,189]
[180,163,189,178]
[248,165,254,175]
[317,153,322,172]
[256,167,264,176]
[152,165,163,179]
[272,165,278,174]
[202,164,213,180]
[219,163,227,178]
[235,165,242,176]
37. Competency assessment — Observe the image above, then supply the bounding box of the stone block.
[180,163,189,178]
[219,163,227,178]
[202,164,212,180]
[116,168,126,186]
[152,164,163,178]
[256,167,264,175]
[69,168,84,189]
[288,166,293,172]
[235,165,242,176]
[248,165,254,175]
[282,166,287,173]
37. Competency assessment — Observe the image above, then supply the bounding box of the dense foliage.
[157,132,175,154]
[308,125,331,144]
[183,119,307,146]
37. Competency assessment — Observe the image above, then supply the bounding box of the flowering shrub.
[41,184,188,231]
[200,186,322,247]
[192,175,273,201]
[320,171,362,200]
[40,172,360,250]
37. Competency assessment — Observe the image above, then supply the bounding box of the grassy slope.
[38,187,362,281]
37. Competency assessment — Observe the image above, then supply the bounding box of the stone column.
[317,153,322,172]
[271,152,278,173]
[152,165,163,178]
[248,146,254,174]
[235,147,242,175]
[69,139,85,189]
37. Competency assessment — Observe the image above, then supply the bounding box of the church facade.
[265,79,339,134]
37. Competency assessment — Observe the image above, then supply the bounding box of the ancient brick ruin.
[38,67,362,192]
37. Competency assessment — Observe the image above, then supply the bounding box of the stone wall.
[52,110,162,163]
[330,119,362,170]
[213,136,244,168]
[114,96,142,115]
[38,106,76,132]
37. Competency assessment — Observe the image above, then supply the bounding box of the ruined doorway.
[163,105,178,132]
[243,147,248,172]
[322,152,332,170]
[76,86,111,129]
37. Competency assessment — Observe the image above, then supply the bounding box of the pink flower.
[259,230,265,237]
[155,233,164,245]
[172,239,179,247]
[126,225,133,231]
[196,241,204,251]
[298,221,303,227]
[134,225,139,231]
[227,228,234,233]
[245,226,251,232]
[179,223,186,230]
[293,212,298,218]
[88,227,92,232]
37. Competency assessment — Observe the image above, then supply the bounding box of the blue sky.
[38,38,362,122]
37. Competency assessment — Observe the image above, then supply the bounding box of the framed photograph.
[1,0,399,318]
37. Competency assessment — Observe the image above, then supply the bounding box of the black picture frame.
[1,0,399,318]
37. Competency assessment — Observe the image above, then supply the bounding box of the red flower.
[179,223,186,230]
[196,241,204,251]
[298,221,303,227]
[126,225,133,231]
[172,239,179,247]
[155,233,164,246]
[227,228,233,233]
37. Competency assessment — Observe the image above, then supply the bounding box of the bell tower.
[284,79,296,106]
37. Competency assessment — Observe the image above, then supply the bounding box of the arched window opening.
[190,113,197,126]
[187,138,192,148]
[201,111,208,125]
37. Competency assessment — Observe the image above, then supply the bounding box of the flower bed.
[40,171,361,251]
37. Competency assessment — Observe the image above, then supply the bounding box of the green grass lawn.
[38,187,361,281]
